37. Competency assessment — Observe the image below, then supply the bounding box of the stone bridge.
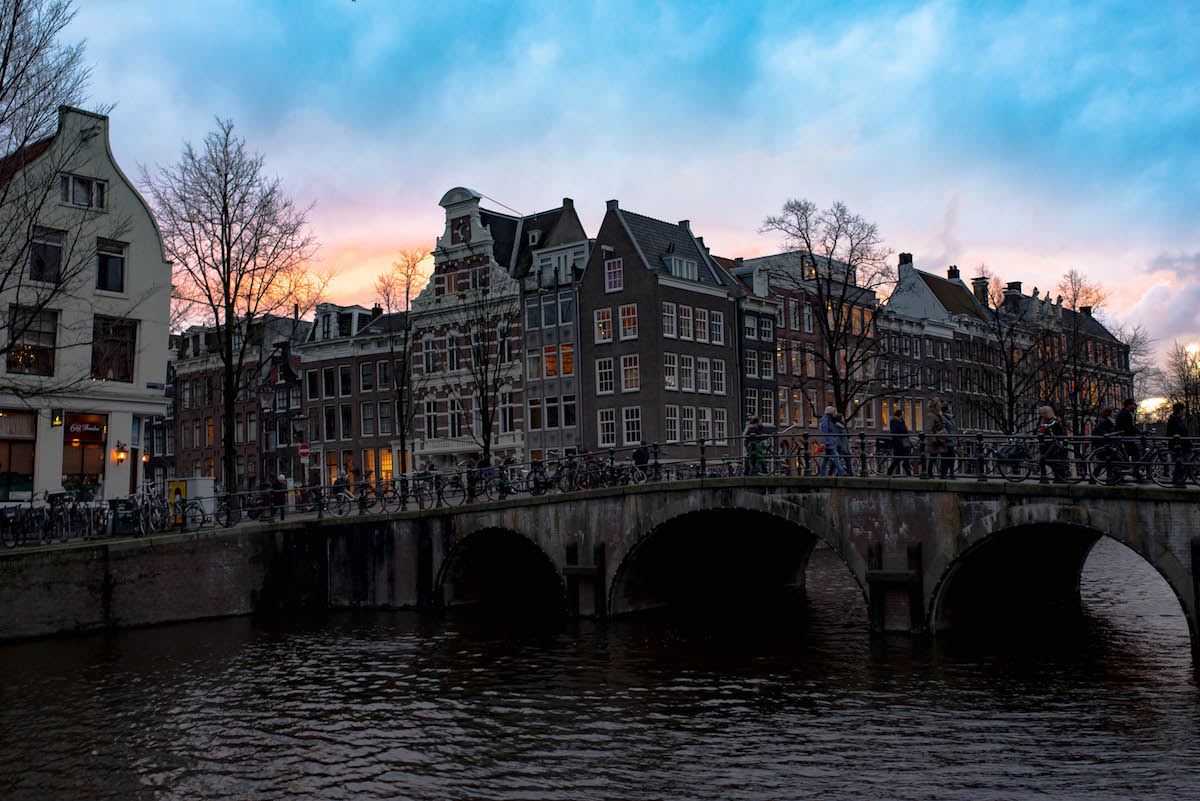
[4,477,1200,651]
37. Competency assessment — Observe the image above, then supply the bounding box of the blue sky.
[74,0,1199,349]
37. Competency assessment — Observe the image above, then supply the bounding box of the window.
[681,406,695,441]
[806,350,816,377]
[679,306,693,340]
[788,298,799,330]
[711,311,724,345]
[61,174,106,209]
[712,359,726,395]
[760,350,774,377]
[361,402,375,436]
[527,398,543,430]
[500,391,515,433]
[759,318,773,341]
[680,354,695,391]
[713,408,728,444]
[598,408,616,447]
[545,396,560,429]
[622,406,642,446]
[360,362,374,392]
[340,404,352,439]
[561,343,574,376]
[321,315,331,339]
[291,387,301,409]
[7,306,56,376]
[339,364,352,395]
[322,367,335,397]
[746,351,758,378]
[447,335,460,370]
[526,348,541,380]
[525,297,539,330]
[448,399,463,438]
[30,228,63,282]
[596,357,614,394]
[666,405,679,442]
[744,315,757,340]
[605,257,623,292]
[698,408,711,441]
[90,315,135,382]
[541,295,557,328]
[663,302,677,338]
[594,308,612,343]
[543,345,559,378]
[96,239,125,292]
[378,400,393,435]
[562,394,576,428]
[621,354,640,392]
[206,417,214,446]
[746,387,758,420]
[761,393,773,425]
[619,304,638,340]
[692,308,709,343]
[324,405,337,441]
[306,370,319,400]
[424,399,437,439]
[667,257,697,280]
[380,449,394,481]
[377,361,390,390]
[803,303,814,333]
[664,352,678,391]
[422,340,436,372]
[362,448,376,480]
[697,357,710,393]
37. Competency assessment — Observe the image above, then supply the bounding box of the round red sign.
[297,443,311,458]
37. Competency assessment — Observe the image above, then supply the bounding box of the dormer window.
[666,257,697,280]
[60,175,106,209]
[528,230,541,246]
[321,315,331,339]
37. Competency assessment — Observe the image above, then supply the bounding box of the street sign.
[297,442,311,458]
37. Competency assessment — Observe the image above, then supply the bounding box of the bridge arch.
[927,502,1198,647]
[435,525,567,615]
[607,490,868,618]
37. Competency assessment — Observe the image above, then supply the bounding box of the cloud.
[1149,251,1200,277]
[1124,281,1200,348]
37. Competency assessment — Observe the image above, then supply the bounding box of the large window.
[360,362,374,392]
[594,308,612,343]
[596,357,614,394]
[96,239,125,292]
[306,370,319,400]
[667,257,697,280]
[664,352,678,391]
[598,408,616,447]
[361,402,375,436]
[561,343,574,376]
[619,304,638,340]
[90,315,135,382]
[665,405,679,442]
[622,406,642,446]
[679,306,693,340]
[680,354,695,392]
[681,406,695,441]
[526,348,541,380]
[695,308,708,342]
[711,311,724,345]
[29,228,62,282]
[712,359,725,395]
[340,404,352,439]
[378,401,393,435]
[60,174,106,209]
[543,345,559,378]
[562,394,576,427]
[621,354,640,392]
[525,297,539,330]
[339,365,352,396]
[7,306,56,376]
[713,408,727,444]
[697,357,710,393]
[424,400,437,439]
[662,302,676,338]
[323,367,335,397]
[605,257,623,292]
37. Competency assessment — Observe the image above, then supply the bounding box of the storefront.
[0,411,36,501]
[62,413,108,500]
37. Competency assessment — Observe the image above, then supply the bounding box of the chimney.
[899,252,913,266]
[752,264,769,297]
[1080,305,1093,317]
[971,276,989,304]
[371,303,383,320]
[678,219,691,232]
[735,257,744,265]
[606,199,619,212]
[562,197,573,211]
[293,302,299,320]
[1005,281,1022,294]
[696,236,705,250]
[947,265,959,280]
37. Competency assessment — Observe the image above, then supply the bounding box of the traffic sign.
[297,442,311,458]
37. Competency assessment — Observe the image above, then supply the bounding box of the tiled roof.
[0,135,54,185]
[357,311,408,336]
[510,207,563,279]
[916,270,987,321]
[617,209,722,286]
[480,209,519,271]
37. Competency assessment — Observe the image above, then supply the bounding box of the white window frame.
[595,357,614,395]
[664,352,678,391]
[594,307,613,344]
[712,359,726,395]
[665,405,680,443]
[604,257,624,292]
[680,354,695,392]
[618,303,638,341]
[598,408,616,447]
[697,357,710,394]
[662,302,677,338]
[711,311,725,345]
[679,305,693,340]
[621,354,640,393]
[622,406,642,446]
[713,407,728,444]
[694,308,709,343]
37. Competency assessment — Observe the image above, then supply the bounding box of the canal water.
[1,538,1198,800]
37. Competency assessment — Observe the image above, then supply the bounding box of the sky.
[73,0,1199,354]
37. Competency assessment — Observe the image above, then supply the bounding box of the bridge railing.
[3,433,1197,548]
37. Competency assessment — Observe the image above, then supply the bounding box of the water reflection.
[1,539,1197,800]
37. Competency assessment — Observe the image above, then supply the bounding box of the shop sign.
[66,413,108,442]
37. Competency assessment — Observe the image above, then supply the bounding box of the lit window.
[664,352,678,391]
[543,345,559,378]
[621,354,640,392]
[594,308,612,343]
[619,304,638,340]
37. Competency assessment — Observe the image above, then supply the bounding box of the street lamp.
[114,441,128,463]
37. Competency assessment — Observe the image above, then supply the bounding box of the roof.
[616,209,724,286]
[510,207,563,279]
[916,270,987,321]
[1007,295,1121,343]
[0,135,54,185]
[479,209,519,271]
[356,311,408,336]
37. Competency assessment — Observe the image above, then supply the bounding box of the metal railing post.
[975,433,986,482]
[317,484,325,518]
[1138,433,1148,483]
[801,433,811,476]
[859,432,868,477]
[608,448,616,487]
[1173,435,1185,487]
[1038,434,1049,484]
[919,433,930,479]
[699,438,707,477]
[652,443,661,483]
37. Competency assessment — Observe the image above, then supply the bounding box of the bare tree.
[140,118,327,489]
[373,247,430,477]
[0,0,139,398]
[1159,341,1200,435]
[761,199,894,425]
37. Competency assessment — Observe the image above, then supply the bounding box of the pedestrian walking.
[1166,402,1193,486]
[743,416,767,475]
[887,406,912,476]
[940,400,959,479]
[819,406,846,476]
[1038,405,1068,482]
[1116,398,1142,481]
[925,398,949,476]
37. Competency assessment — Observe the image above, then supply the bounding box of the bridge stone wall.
[3,478,1198,650]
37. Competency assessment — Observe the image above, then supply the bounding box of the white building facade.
[0,107,171,501]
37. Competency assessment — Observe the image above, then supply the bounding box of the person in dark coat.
[940,400,959,479]
[271,473,287,520]
[632,442,649,467]
[887,406,912,476]
[1115,398,1142,480]
[1166,402,1193,486]
[1038,406,1068,482]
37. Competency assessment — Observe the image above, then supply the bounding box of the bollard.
[976,433,986,482]
[1037,434,1048,484]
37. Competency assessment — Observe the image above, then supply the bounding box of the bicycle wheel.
[358,489,379,514]
[328,494,351,517]
[1148,449,1178,487]
[414,480,435,509]
[150,502,169,532]
[996,455,1032,482]
[184,502,206,530]
[474,478,496,502]
[441,478,466,506]
[1087,449,1126,484]
[214,500,237,528]
[378,488,401,513]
